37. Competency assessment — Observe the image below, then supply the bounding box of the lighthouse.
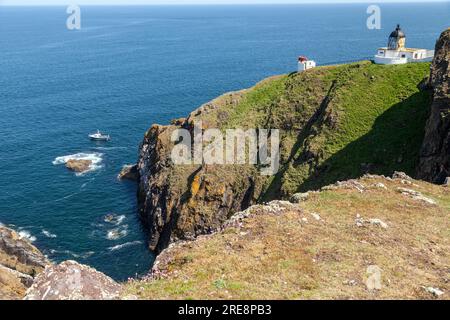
[388,24,406,50]
[298,56,316,72]
[374,24,434,65]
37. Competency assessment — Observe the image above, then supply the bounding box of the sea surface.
[0,3,448,280]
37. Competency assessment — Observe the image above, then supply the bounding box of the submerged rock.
[117,164,139,181]
[65,159,92,173]
[25,260,122,300]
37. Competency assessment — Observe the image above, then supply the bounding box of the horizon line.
[1,1,450,7]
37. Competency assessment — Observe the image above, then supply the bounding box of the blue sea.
[0,3,448,280]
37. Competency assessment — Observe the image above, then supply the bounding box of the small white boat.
[89,130,110,141]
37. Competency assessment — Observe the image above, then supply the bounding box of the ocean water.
[0,4,448,280]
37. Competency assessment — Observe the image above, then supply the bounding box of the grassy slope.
[221,61,431,198]
[124,176,450,299]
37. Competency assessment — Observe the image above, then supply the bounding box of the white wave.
[108,241,143,251]
[80,178,95,189]
[115,215,126,225]
[42,230,57,238]
[52,152,103,175]
[0,222,4,227]
[106,225,129,240]
[80,251,95,259]
[54,192,79,202]
[104,214,126,226]
[18,230,36,242]
[57,250,95,259]
[93,146,127,151]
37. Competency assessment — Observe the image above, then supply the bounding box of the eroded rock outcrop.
[65,159,92,173]
[418,28,450,183]
[117,164,139,181]
[25,260,122,300]
[137,91,262,253]
[0,226,49,299]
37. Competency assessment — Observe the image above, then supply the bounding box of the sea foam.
[18,230,36,242]
[42,230,57,238]
[52,152,103,175]
[106,224,129,240]
[108,241,143,251]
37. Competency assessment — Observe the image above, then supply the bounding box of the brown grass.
[124,176,450,300]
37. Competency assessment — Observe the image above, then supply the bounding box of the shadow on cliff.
[263,89,431,198]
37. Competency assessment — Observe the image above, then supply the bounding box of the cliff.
[0,226,123,300]
[418,29,450,183]
[126,174,450,299]
[137,61,432,253]
[0,226,48,299]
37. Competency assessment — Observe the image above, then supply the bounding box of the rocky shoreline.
[0,225,48,299]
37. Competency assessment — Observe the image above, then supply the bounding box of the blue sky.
[1,0,449,6]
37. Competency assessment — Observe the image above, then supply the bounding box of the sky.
[1,0,449,6]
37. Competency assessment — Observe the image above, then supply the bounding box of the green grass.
[218,61,431,198]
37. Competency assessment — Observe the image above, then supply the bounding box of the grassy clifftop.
[221,61,432,197]
[126,174,449,299]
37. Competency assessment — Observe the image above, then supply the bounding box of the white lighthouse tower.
[298,56,316,72]
[374,24,434,65]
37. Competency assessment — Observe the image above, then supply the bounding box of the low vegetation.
[222,61,432,198]
[125,175,449,300]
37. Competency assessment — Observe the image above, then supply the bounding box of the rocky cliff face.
[418,29,450,183]
[0,226,49,299]
[137,61,431,253]
[137,91,263,253]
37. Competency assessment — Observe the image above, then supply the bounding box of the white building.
[374,25,434,65]
[298,56,316,72]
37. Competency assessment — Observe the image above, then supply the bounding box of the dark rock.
[117,164,139,181]
[136,92,257,253]
[418,29,450,184]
